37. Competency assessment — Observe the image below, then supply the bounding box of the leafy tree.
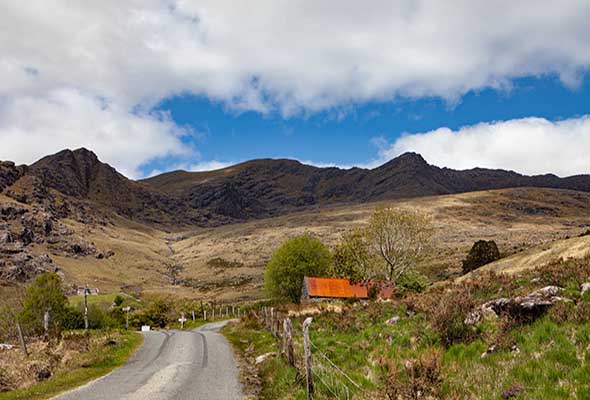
[264,234,332,303]
[18,273,69,334]
[332,228,376,282]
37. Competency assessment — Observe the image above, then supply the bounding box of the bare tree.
[367,207,433,281]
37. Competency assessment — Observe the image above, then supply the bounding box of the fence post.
[204,309,207,321]
[270,307,274,333]
[275,314,281,338]
[16,321,28,357]
[285,318,295,367]
[303,317,314,399]
[192,310,195,321]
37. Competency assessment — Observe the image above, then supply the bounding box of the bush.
[462,240,500,274]
[397,270,430,294]
[430,287,479,347]
[378,348,442,399]
[130,297,172,328]
[264,234,332,303]
[18,273,69,335]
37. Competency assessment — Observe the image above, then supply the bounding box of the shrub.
[462,240,500,274]
[18,273,69,335]
[397,270,430,294]
[130,297,172,328]
[378,348,442,399]
[430,287,479,347]
[264,234,332,303]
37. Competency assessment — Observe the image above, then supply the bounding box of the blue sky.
[146,74,589,176]
[2,1,589,178]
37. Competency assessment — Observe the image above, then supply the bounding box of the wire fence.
[257,306,365,400]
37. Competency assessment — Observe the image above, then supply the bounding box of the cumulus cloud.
[378,116,590,177]
[1,1,589,174]
[0,89,191,178]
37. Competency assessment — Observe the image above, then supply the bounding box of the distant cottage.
[301,276,394,302]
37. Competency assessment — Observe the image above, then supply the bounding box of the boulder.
[581,283,590,296]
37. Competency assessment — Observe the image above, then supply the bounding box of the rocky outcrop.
[0,253,58,282]
[465,286,568,324]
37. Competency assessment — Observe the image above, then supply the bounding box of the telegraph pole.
[123,306,131,330]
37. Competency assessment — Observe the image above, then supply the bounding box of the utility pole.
[84,285,91,330]
[123,306,131,330]
[43,309,51,341]
[16,321,28,357]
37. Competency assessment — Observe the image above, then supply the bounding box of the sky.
[0,1,589,179]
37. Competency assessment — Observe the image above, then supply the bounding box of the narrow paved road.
[54,321,243,400]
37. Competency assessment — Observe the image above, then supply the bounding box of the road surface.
[54,321,243,400]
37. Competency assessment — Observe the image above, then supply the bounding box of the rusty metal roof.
[304,277,394,299]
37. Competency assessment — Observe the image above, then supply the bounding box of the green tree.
[332,228,376,282]
[18,273,69,334]
[264,234,332,303]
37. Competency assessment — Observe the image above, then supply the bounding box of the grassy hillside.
[223,256,590,399]
[3,187,588,303]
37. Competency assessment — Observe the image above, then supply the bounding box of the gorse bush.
[264,234,332,303]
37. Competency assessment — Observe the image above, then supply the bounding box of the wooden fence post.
[270,307,274,333]
[192,310,195,321]
[303,317,314,399]
[204,309,207,321]
[275,314,281,338]
[285,318,295,367]
[16,321,28,357]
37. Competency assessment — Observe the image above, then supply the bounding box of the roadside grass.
[0,330,143,400]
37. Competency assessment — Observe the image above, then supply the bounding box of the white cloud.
[379,116,590,177]
[0,89,191,178]
[1,1,589,173]
[188,160,233,172]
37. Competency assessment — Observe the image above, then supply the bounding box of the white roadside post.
[179,312,187,330]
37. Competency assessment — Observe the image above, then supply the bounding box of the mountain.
[143,151,590,222]
[1,148,590,227]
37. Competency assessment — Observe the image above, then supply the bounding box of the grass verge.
[0,330,143,400]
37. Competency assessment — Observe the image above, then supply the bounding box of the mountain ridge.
[1,148,589,227]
